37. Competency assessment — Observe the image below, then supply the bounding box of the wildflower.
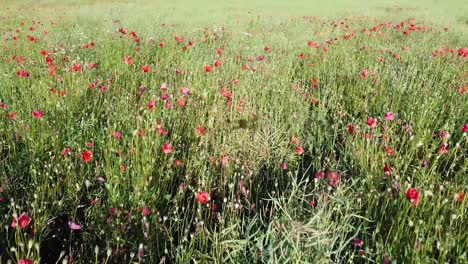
[68,221,83,231]
[295,146,304,155]
[148,100,156,110]
[32,110,43,118]
[280,161,287,170]
[406,187,419,206]
[458,47,468,57]
[61,148,71,156]
[141,65,150,73]
[162,143,174,154]
[19,259,33,264]
[361,69,369,78]
[367,117,376,128]
[11,213,32,229]
[17,69,29,78]
[82,150,93,162]
[123,56,133,65]
[384,112,394,121]
[384,164,391,176]
[353,238,363,247]
[327,171,340,186]
[196,192,210,204]
[384,146,394,155]
[180,87,190,96]
[315,170,324,179]
[461,124,468,133]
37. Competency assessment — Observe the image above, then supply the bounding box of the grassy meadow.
[0,0,467,263]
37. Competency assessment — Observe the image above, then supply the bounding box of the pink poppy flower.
[19,259,33,264]
[180,87,190,96]
[280,161,287,170]
[68,221,83,231]
[383,112,394,121]
[148,100,156,110]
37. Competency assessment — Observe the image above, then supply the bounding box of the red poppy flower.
[141,65,150,73]
[32,110,43,118]
[214,60,221,67]
[314,170,324,179]
[384,146,394,155]
[177,98,185,107]
[72,63,82,72]
[458,47,468,57]
[361,69,369,78]
[82,150,93,162]
[17,69,29,78]
[196,126,206,135]
[461,124,468,133]
[142,207,150,216]
[347,124,357,134]
[326,171,340,186]
[438,143,448,154]
[205,65,212,72]
[123,56,133,65]
[148,100,156,110]
[61,148,71,156]
[158,127,167,136]
[406,187,419,206]
[367,117,376,128]
[295,146,304,155]
[196,192,210,204]
[11,213,31,229]
[162,143,174,154]
[383,164,390,176]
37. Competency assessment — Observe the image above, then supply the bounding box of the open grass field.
[0,0,467,263]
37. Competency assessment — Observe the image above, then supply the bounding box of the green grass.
[0,0,467,263]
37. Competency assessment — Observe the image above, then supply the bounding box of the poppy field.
[0,0,467,263]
